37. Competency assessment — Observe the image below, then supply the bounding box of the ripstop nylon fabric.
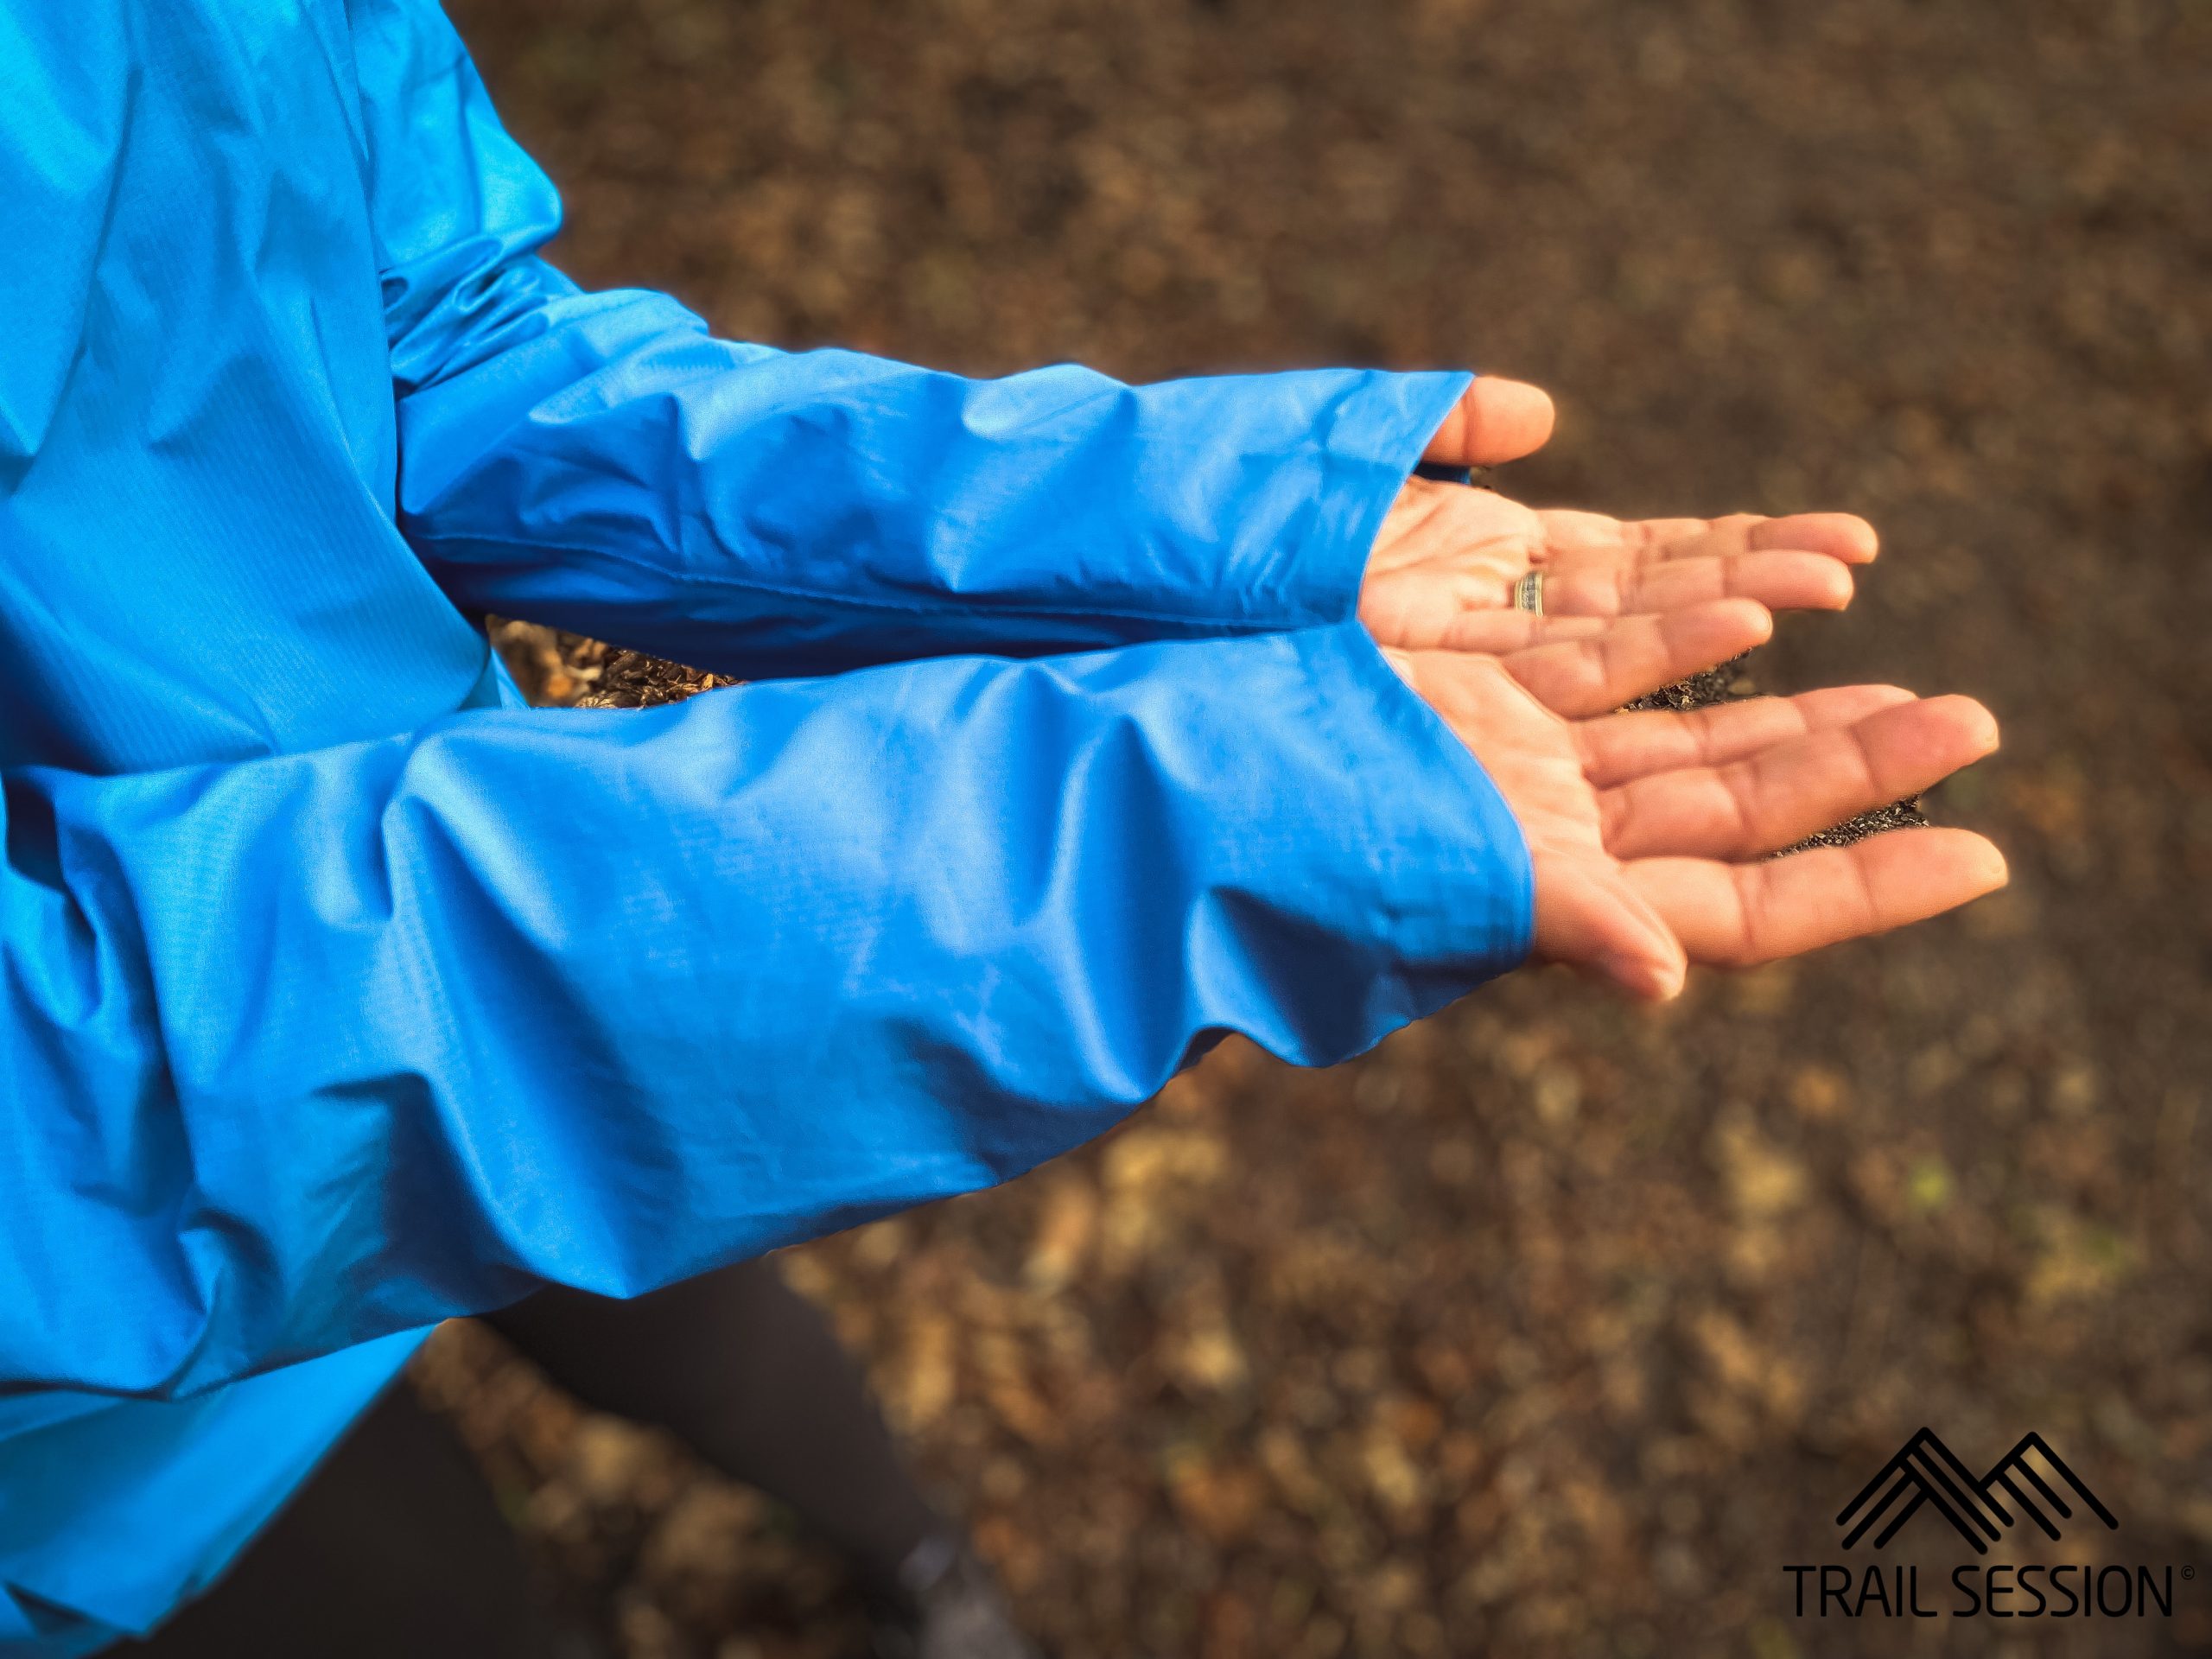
[0,0,1533,1649]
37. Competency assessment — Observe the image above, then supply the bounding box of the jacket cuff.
[1266,369,1473,630]
[1296,617,1535,1001]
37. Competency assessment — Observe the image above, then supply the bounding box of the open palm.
[1381,605,2006,999]
[1361,376,1878,653]
[1363,477,1878,653]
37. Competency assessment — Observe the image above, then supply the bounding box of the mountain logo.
[1836,1429,2119,1554]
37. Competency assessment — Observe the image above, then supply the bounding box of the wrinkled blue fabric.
[0,0,1533,1650]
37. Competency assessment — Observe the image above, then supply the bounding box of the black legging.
[126,1260,942,1657]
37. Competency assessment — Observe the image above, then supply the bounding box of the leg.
[485,1259,1042,1657]
[483,1257,939,1593]
[123,1382,572,1659]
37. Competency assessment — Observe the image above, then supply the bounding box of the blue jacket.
[0,1,1531,1649]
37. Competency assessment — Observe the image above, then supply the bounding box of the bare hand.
[1381,632,2007,999]
[1363,378,1878,653]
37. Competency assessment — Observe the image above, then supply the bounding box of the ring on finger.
[1512,569,1546,614]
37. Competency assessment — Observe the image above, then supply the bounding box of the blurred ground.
[416,1,2212,1654]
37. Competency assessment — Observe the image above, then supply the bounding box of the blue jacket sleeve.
[0,623,1529,1400]
[354,0,1469,677]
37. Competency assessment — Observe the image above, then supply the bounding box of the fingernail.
[1834,517,1880,562]
[1599,951,1684,1001]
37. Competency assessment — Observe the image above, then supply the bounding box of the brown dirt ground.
[415,2,2212,1655]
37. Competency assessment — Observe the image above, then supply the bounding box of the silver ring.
[1512,569,1545,614]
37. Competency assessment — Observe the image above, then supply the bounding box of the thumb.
[1422,376,1557,467]
[1532,854,1688,1001]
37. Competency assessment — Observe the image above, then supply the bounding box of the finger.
[1502,600,1773,719]
[1424,611,1611,654]
[1532,509,1699,550]
[1747,512,1878,562]
[1599,696,1999,859]
[1529,852,1688,1001]
[1541,550,1855,617]
[1624,828,2008,967]
[1573,685,1918,788]
[1528,508,1635,550]
[1636,512,1880,564]
[1421,377,1556,466]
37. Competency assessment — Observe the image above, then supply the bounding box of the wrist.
[1281,370,1474,628]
